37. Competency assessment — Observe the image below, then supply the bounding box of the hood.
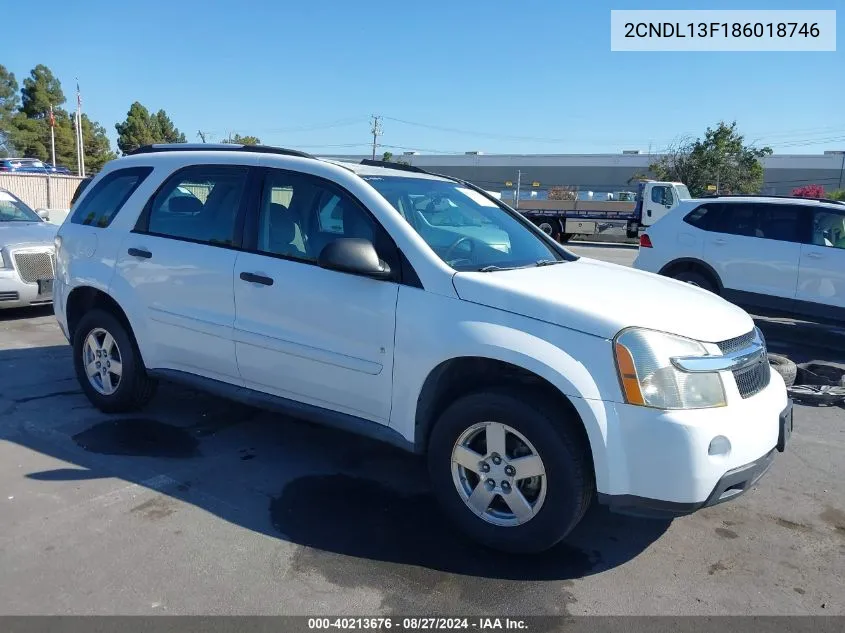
[452,257,754,343]
[0,221,58,248]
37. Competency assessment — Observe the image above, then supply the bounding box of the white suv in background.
[634,195,845,324]
[54,145,791,553]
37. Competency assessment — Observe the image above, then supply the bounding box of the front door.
[796,207,845,318]
[115,164,251,382]
[233,168,399,423]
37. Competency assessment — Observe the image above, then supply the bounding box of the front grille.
[13,250,55,283]
[0,291,20,302]
[716,329,770,399]
[717,330,756,355]
[733,359,771,399]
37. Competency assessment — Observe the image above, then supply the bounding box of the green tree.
[646,122,772,197]
[381,151,393,162]
[20,64,65,118]
[828,189,845,201]
[222,133,261,145]
[0,65,20,156]
[115,102,186,154]
[154,109,186,144]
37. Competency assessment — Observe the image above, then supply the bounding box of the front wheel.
[427,390,594,553]
[73,309,157,413]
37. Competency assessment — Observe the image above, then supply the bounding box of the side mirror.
[36,209,50,221]
[318,238,391,279]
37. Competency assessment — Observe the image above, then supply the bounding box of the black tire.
[427,389,594,553]
[72,309,157,413]
[672,269,719,295]
[769,354,797,388]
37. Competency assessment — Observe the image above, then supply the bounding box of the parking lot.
[1,242,843,616]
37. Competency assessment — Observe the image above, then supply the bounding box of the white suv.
[634,195,845,324]
[54,145,792,552]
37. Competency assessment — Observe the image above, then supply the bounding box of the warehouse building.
[325,150,845,200]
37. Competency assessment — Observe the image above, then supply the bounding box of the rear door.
[796,207,845,319]
[704,203,803,310]
[115,164,251,383]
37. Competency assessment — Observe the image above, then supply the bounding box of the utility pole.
[838,151,845,190]
[48,104,56,167]
[515,170,522,209]
[370,115,383,160]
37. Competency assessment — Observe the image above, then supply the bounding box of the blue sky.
[3,0,843,155]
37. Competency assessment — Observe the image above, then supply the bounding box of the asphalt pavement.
[0,245,843,616]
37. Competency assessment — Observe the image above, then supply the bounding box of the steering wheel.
[443,236,475,262]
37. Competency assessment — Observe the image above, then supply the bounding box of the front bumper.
[599,447,776,519]
[0,272,53,309]
[596,370,790,515]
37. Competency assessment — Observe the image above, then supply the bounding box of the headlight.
[614,328,726,409]
[0,248,10,270]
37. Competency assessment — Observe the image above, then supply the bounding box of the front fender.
[391,287,618,492]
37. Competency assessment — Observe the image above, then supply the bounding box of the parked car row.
[1,157,72,175]
[50,144,791,553]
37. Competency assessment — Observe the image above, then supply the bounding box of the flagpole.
[49,104,56,167]
[76,82,86,177]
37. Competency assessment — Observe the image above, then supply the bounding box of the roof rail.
[359,159,428,173]
[700,193,845,205]
[127,143,315,159]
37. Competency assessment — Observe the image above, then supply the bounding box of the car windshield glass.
[363,175,564,271]
[0,191,41,222]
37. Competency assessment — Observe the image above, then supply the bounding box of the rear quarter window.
[683,204,721,231]
[70,167,153,228]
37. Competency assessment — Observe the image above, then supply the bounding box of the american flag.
[48,104,55,127]
[76,82,82,109]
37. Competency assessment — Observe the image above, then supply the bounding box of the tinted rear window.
[70,167,152,228]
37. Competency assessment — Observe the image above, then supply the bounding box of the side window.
[143,165,248,247]
[255,170,392,268]
[756,205,803,243]
[812,209,845,249]
[70,167,152,228]
[650,186,670,206]
[713,203,757,237]
[255,171,312,259]
[684,204,720,230]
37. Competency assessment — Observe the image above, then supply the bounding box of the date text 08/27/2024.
[307,618,528,631]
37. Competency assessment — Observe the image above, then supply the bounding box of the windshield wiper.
[535,259,565,267]
[477,265,513,272]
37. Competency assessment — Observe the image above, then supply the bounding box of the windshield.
[0,191,41,222]
[364,175,566,271]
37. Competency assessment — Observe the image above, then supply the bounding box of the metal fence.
[0,173,86,211]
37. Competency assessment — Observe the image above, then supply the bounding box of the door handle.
[239,271,274,286]
[127,248,152,259]
[712,238,727,245]
[805,252,824,259]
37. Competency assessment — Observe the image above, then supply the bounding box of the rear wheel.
[671,269,719,294]
[427,390,594,553]
[73,309,157,413]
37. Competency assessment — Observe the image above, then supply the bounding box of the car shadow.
[2,343,671,584]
